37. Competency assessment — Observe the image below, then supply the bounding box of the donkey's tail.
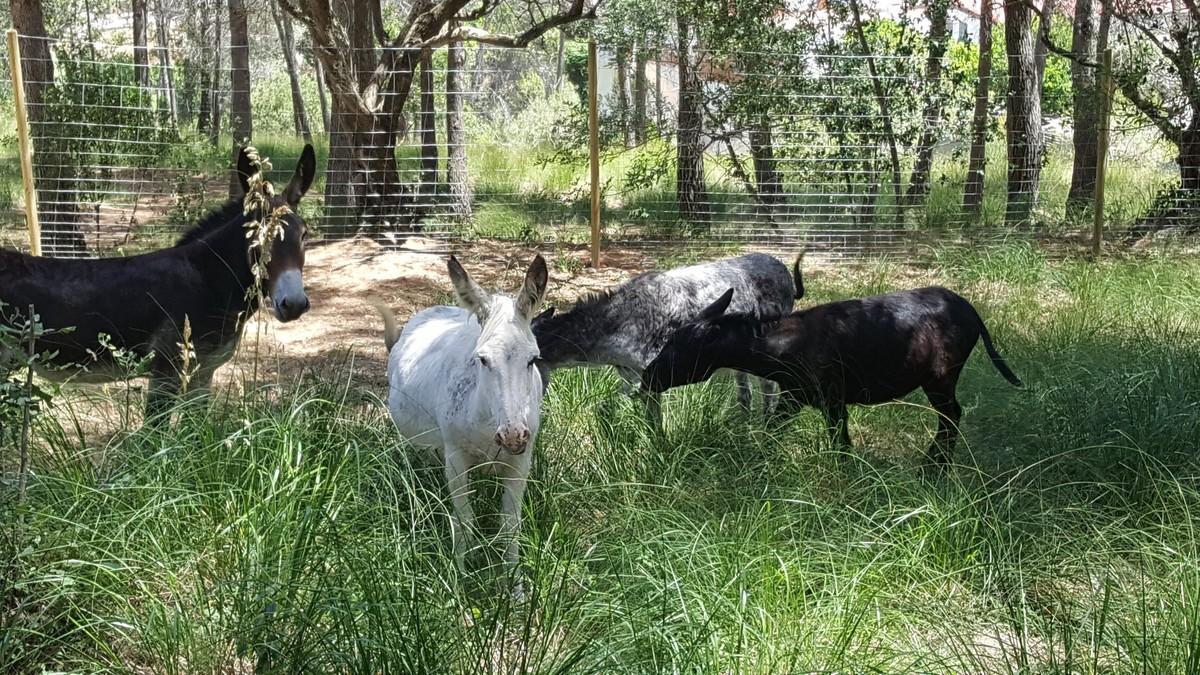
[369,299,402,352]
[978,317,1023,387]
[792,252,806,300]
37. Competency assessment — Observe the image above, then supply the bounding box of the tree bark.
[1035,0,1058,90]
[132,0,150,88]
[676,15,710,228]
[1005,0,1043,225]
[11,0,86,254]
[554,29,566,91]
[905,0,949,206]
[1066,0,1098,212]
[228,0,252,196]
[154,0,178,127]
[447,30,471,218]
[633,42,648,145]
[963,0,993,215]
[271,1,312,143]
[419,49,439,208]
[655,48,663,134]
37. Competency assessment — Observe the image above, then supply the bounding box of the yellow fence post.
[8,29,41,256]
[587,39,601,268]
[1092,48,1113,259]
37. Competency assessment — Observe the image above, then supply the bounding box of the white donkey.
[376,254,549,580]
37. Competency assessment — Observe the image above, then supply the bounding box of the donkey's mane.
[174,199,246,246]
[562,270,660,314]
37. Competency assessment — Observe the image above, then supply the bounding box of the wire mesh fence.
[1,25,1186,261]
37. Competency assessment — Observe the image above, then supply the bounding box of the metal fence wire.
[0,27,1182,260]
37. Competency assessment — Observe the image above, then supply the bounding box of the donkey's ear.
[517,254,549,320]
[283,144,317,206]
[698,288,734,321]
[235,147,255,196]
[447,255,491,321]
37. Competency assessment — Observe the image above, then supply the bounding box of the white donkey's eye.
[477,355,490,368]
[528,356,540,368]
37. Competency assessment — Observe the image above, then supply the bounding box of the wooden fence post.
[588,39,601,268]
[1092,48,1113,258]
[8,29,41,256]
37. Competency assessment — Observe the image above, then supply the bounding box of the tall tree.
[1066,0,1100,212]
[446,26,471,218]
[1005,0,1043,225]
[963,0,993,215]
[676,12,710,228]
[227,0,252,196]
[633,40,648,144]
[11,0,86,253]
[208,5,224,147]
[905,0,950,206]
[271,0,312,143]
[155,0,178,127]
[418,49,439,203]
[1103,0,1200,233]
[132,0,150,87]
[278,0,594,233]
[615,45,633,148]
[314,57,331,133]
[847,0,903,221]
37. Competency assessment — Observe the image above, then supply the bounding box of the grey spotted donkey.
[531,253,802,423]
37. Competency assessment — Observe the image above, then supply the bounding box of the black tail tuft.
[978,318,1022,387]
[792,252,805,300]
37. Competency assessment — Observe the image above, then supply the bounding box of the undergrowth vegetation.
[2,248,1199,672]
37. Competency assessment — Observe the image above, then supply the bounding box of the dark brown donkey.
[0,144,317,421]
[642,284,1022,468]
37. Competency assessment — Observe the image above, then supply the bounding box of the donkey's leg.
[922,381,963,470]
[734,371,753,411]
[821,402,851,448]
[496,452,532,576]
[143,370,180,427]
[760,378,780,415]
[441,445,478,571]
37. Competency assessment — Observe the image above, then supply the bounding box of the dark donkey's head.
[235,144,316,322]
[641,288,740,394]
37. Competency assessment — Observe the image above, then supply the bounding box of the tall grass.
[3,249,1200,673]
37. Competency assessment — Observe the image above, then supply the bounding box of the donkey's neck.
[536,299,652,369]
[185,215,261,315]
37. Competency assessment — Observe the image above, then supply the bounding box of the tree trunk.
[1182,126,1200,195]
[447,30,471,219]
[418,49,439,209]
[315,58,331,133]
[615,45,633,148]
[905,0,949,206]
[12,0,86,254]
[228,0,252,196]
[750,120,783,224]
[154,0,178,127]
[633,42,648,145]
[132,0,149,88]
[1066,0,1099,212]
[848,0,903,224]
[1035,0,1058,89]
[963,0,993,215]
[676,14,710,229]
[271,1,312,143]
[1005,0,1043,225]
[655,49,663,135]
[208,6,223,147]
[554,29,566,92]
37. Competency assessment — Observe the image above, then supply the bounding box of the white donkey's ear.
[447,256,490,321]
[516,254,548,320]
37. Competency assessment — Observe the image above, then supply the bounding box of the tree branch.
[422,0,595,48]
[1114,74,1184,144]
